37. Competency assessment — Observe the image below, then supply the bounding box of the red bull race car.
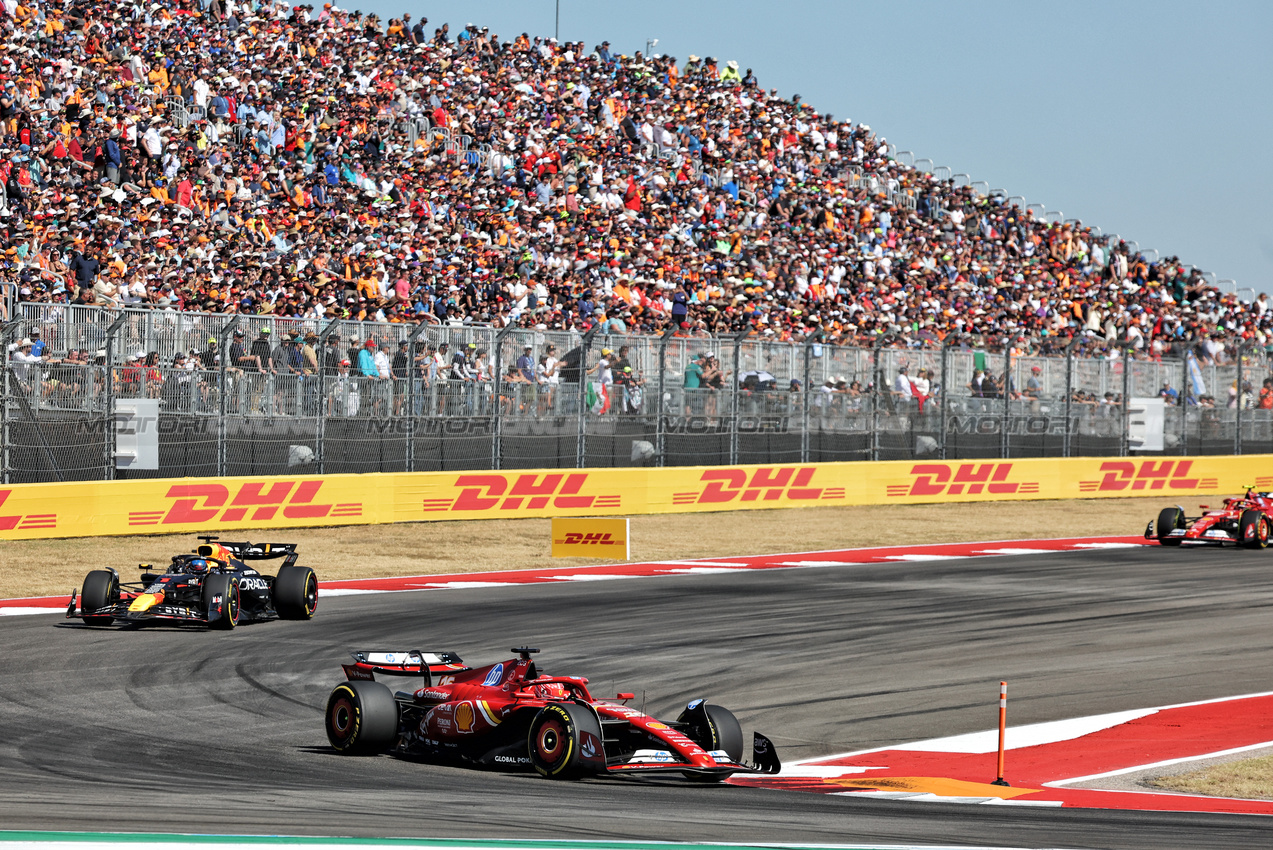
[66,537,318,628]
[1149,488,1273,547]
[325,647,781,781]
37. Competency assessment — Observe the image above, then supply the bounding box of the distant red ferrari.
[1149,488,1273,547]
[325,647,780,781]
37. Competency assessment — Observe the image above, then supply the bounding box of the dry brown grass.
[1152,754,1273,800]
[0,497,1173,599]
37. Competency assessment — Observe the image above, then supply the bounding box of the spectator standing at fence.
[358,339,379,379]
[28,329,43,357]
[892,365,913,408]
[392,340,410,415]
[1160,381,1180,405]
[517,345,535,382]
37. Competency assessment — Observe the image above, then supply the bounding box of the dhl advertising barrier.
[0,455,1269,540]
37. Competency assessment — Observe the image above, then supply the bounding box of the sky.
[352,0,1272,295]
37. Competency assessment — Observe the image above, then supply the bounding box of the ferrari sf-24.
[325,647,781,781]
[1149,489,1273,547]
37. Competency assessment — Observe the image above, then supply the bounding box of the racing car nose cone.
[128,592,164,613]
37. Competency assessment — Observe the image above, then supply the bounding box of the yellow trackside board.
[0,455,1268,539]
[551,517,630,559]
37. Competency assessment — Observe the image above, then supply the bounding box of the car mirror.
[616,692,634,701]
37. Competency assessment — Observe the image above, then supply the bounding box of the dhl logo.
[0,490,57,531]
[423,473,621,513]
[886,463,1040,498]
[129,481,363,526]
[1078,461,1217,493]
[671,467,845,505]
[553,532,623,546]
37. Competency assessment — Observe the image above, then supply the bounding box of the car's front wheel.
[1240,510,1270,549]
[1157,507,1184,546]
[204,574,240,629]
[80,570,119,626]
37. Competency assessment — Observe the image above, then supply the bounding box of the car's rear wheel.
[1157,507,1185,546]
[204,574,240,629]
[528,703,602,779]
[81,570,119,626]
[1240,510,1270,549]
[273,566,318,620]
[326,680,398,755]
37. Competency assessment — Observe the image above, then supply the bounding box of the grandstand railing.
[5,303,1273,483]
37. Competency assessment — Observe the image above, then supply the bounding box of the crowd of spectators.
[1,0,1268,365]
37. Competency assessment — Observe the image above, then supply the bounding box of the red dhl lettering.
[156,480,350,524]
[430,473,619,513]
[885,463,1040,498]
[1078,461,1214,492]
[690,467,826,504]
[0,489,58,531]
[554,532,621,545]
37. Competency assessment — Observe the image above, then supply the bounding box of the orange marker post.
[992,680,1010,786]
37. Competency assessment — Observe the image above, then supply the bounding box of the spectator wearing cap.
[357,338,379,379]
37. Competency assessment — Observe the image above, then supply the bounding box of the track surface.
[2,545,1272,849]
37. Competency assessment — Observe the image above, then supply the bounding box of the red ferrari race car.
[325,647,781,781]
[1148,488,1273,547]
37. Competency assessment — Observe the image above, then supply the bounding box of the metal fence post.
[218,316,240,477]
[939,337,951,460]
[729,330,749,465]
[871,341,881,462]
[1236,340,1255,455]
[801,336,815,463]
[1120,346,1131,457]
[576,327,598,468]
[1001,344,1012,459]
[104,313,128,480]
[655,327,675,467]
[1181,354,1190,454]
[0,320,19,484]
[491,324,514,470]
[407,320,431,472]
[1063,337,1078,458]
[316,318,339,475]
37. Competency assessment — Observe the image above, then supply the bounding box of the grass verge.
[1151,754,1273,800]
[0,496,1173,599]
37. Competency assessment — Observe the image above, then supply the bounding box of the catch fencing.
[4,303,1273,484]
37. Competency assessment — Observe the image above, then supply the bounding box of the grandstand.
[0,0,1262,342]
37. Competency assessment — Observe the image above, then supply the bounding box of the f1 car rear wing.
[196,537,298,566]
[342,650,469,687]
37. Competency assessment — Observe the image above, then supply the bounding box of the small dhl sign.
[551,517,630,560]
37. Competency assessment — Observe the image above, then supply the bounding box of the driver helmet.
[188,558,209,574]
[534,683,570,701]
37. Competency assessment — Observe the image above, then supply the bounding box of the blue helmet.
[188,558,209,573]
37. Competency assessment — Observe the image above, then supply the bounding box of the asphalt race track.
[3,545,1272,849]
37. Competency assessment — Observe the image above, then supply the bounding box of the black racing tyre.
[204,573,241,630]
[1157,507,1184,546]
[527,702,602,779]
[273,566,318,620]
[1240,510,1270,549]
[676,702,744,763]
[81,570,119,626]
[326,680,398,755]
